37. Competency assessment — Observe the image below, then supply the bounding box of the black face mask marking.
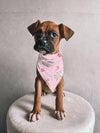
[34,29,57,54]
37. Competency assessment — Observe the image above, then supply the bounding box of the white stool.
[6,91,95,133]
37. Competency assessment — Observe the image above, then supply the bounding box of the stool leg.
[55,77,66,120]
[29,77,42,122]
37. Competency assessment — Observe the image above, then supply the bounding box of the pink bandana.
[37,50,64,92]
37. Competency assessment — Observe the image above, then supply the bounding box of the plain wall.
[0,0,100,133]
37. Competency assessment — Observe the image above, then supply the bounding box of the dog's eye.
[34,32,42,37]
[34,30,43,38]
[50,32,58,38]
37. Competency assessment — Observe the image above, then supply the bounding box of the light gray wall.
[0,0,100,133]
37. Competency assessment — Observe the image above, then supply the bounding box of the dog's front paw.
[55,110,66,120]
[29,112,40,122]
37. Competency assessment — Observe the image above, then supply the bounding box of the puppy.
[27,20,74,121]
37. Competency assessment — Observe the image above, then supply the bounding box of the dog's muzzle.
[34,39,54,54]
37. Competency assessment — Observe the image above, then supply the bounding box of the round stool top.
[7,91,95,133]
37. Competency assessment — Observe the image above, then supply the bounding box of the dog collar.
[37,50,64,92]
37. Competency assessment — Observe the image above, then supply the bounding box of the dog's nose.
[39,39,47,46]
[43,40,47,45]
[42,39,47,46]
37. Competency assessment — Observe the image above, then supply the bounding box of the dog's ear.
[27,20,41,36]
[59,24,74,41]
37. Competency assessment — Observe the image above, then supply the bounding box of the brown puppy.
[27,20,74,121]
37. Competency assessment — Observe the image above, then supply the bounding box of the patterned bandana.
[37,50,64,92]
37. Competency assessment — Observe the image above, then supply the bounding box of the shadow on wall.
[0,49,35,133]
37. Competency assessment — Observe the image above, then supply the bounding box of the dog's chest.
[36,51,64,92]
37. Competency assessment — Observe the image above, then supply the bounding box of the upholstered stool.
[6,91,95,133]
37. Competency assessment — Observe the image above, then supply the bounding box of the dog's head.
[27,20,74,55]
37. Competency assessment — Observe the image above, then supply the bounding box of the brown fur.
[28,20,74,121]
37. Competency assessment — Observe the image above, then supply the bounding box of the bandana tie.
[37,50,64,92]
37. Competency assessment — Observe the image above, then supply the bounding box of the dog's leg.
[55,77,66,120]
[29,77,42,122]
